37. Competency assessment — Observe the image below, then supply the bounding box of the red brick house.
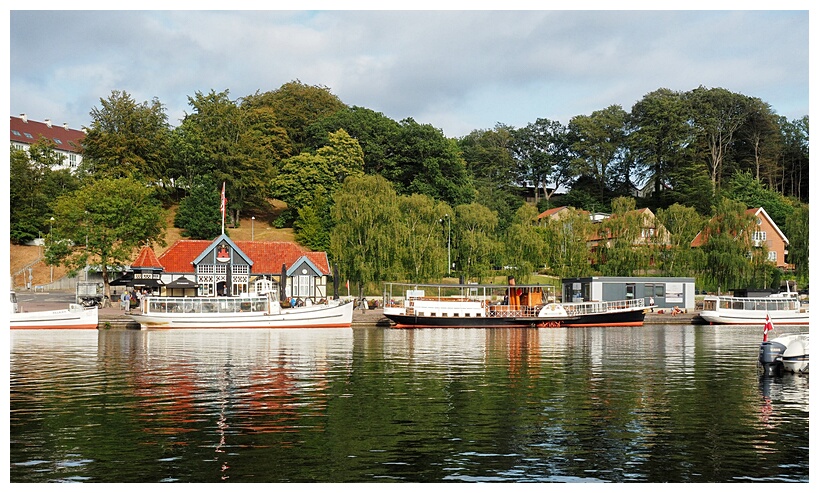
[690,207,789,269]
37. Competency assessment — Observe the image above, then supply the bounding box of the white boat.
[10,291,99,330]
[382,282,646,328]
[699,289,808,325]
[129,280,354,329]
[759,332,809,376]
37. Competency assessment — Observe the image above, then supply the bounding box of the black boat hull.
[386,309,645,328]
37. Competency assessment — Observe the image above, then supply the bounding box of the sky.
[6,4,811,139]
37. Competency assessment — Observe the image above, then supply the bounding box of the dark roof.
[10,115,85,153]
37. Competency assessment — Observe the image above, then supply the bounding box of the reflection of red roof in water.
[156,240,331,275]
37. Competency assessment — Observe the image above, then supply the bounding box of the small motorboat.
[10,291,99,330]
[758,314,809,376]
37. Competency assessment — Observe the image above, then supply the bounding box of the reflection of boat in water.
[382,282,646,328]
[10,291,99,330]
[758,314,809,376]
[699,286,808,325]
[129,280,353,329]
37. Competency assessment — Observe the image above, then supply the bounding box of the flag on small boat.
[763,313,774,341]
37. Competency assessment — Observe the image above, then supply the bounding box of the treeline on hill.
[9,81,809,293]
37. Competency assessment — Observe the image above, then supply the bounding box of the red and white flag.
[763,313,774,341]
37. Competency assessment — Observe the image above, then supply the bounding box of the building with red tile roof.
[10,114,85,169]
[690,207,789,269]
[124,234,334,300]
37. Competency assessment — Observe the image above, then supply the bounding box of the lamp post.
[251,216,255,241]
[49,217,54,283]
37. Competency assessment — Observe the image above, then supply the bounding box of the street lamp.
[440,214,451,276]
[251,216,255,241]
[49,217,54,283]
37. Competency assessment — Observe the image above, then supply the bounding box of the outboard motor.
[759,340,786,377]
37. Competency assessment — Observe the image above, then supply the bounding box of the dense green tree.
[502,204,546,281]
[655,203,705,276]
[397,194,451,281]
[174,176,224,239]
[330,175,404,293]
[568,105,629,203]
[777,116,809,200]
[10,142,81,244]
[178,89,289,224]
[724,170,794,228]
[784,202,809,282]
[294,188,332,252]
[686,86,752,191]
[539,207,595,279]
[47,177,167,298]
[305,105,400,175]
[244,80,346,154]
[698,197,756,292]
[271,129,365,216]
[629,88,693,209]
[734,97,781,183]
[387,118,476,205]
[458,125,523,230]
[453,202,499,282]
[509,118,574,203]
[80,90,171,183]
[595,197,644,276]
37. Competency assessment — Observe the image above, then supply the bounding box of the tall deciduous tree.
[686,86,751,191]
[397,194,451,282]
[502,204,546,281]
[698,197,756,292]
[244,80,346,155]
[509,118,574,204]
[539,207,595,279]
[388,118,475,206]
[629,88,693,209]
[174,176,223,239]
[655,203,705,277]
[330,175,404,293]
[80,90,171,183]
[47,177,167,298]
[10,142,81,244]
[568,105,629,204]
[453,202,499,282]
[784,202,809,282]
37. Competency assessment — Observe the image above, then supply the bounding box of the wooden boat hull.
[10,305,99,330]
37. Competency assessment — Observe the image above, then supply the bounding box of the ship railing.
[564,298,644,316]
[143,295,269,315]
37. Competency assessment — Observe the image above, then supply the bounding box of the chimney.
[20,113,27,123]
[45,119,52,128]
[63,123,68,130]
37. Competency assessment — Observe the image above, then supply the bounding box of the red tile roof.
[10,115,85,153]
[156,240,331,275]
[132,246,164,268]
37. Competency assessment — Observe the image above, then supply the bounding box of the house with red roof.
[690,207,789,269]
[10,114,85,169]
[120,234,334,301]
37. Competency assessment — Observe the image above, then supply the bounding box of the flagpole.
[220,182,226,235]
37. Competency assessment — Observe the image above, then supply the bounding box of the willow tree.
[47,177,166,298]
[596,197,645,276]
[503,203,547,281]
[698,197,756,292]
[330,175,404,295]
[453,202,499,282]
[540,207,595,279]
[396,194,452,282]
[655,203,705,276]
